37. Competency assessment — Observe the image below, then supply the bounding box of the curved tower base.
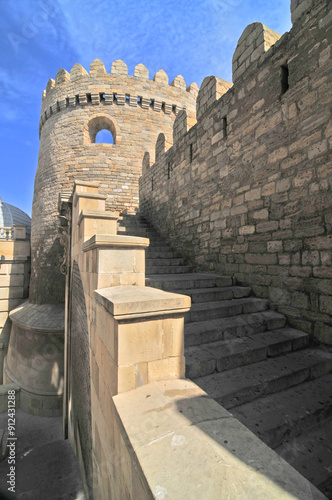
[4,301,64,417]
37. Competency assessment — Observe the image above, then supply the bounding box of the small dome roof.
[0,197,31,237]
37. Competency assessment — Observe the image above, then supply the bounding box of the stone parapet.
[232,23,281,83]
[40,59,198,135]
[68,180,152,493]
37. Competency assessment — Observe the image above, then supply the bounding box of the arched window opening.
[88,115,117,144]
[95,129,114,144]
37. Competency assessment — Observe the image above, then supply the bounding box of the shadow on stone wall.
[70,261,92,497]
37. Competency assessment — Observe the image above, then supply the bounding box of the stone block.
[267,241,283,253]
[0,287,24,300]
[245,187,261,201]
[117,319,163,365]
[319,295,332,315]
[291,0,314,24]
[147,356,185,381]
[314,323,332,345]
[162,316,185,358]
[118,365,135,393]
[0,298,24,313]
[93,287,190,393]
[98,248,139,274]
[0,263,25,275]
[252,209,269,220]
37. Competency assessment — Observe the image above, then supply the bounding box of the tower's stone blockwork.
[31,60,197,304]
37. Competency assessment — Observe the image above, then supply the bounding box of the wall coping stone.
[73,191,107,207]
[74,179,100,188]
[113,379,327,500]
[77,209,119,226]
[94,285,191,320]
[9,301,64,334]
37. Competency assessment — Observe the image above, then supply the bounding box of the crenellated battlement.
[39,59,199,134]
[43,59,197,96]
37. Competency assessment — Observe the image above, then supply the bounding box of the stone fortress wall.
[30,60,198,304]
[140,0,332,344]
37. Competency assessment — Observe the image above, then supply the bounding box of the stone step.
[118,219,149,226]
[117,223,158,233]
[146,265,194,275]
[177,286,252,303]
[184,310,287,346]
[117,227,158,237]
[118,215,146,222]
[231,373,332,449]
[185,297,269,324]
[117,220,149,229]
[146,250,177,259]
[147,240,173,247]
[117,226,169,245]
[145,273,233,291]
[185,327,309,378]
[146,246,177,254]
[192,348,332,410]
[276,418,332,498]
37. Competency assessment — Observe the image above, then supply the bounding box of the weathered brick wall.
[140,0,332,343]
[30,60,197,304]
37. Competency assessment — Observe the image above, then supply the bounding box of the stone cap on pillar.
[74,179,100,193]
[12,225,27,240]
[77,209,119,225]
[82,234,150,252]
[94,285,191,320]
[73,191,107,207]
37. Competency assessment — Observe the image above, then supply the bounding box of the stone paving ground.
[0,410,85,499]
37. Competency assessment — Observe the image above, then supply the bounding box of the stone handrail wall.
[139,0,332,344]
[111,379,326,500]
[67,180,190,497]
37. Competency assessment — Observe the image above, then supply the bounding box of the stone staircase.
[118,214,332,499]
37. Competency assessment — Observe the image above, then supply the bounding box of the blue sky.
[0,0,291,216]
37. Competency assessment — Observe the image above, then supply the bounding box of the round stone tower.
[30,58,198,305]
